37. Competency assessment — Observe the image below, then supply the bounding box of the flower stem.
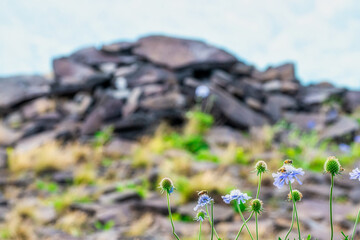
[206,205,220,239]
[198,221,202,240]
[211,201,214,240]
[256,172,262,198]
[236,204,254,240]
[289,182,301,240]
[330,174,334,240]
[235,171,262,239]
[255,212,259,240]
[284,209,295,240]
[352,209,360,240]
[235,211,254,240]
[166,192,180,240]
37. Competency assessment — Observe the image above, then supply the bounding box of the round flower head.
[194,194,213,211]
[194,210,207,222]
[159,178,175,194]
[195,85,210,98]
[324,156,341,176]
[272,165,305,189]
[349,168,360,181]
[250,199,263,214]
[288,190,303,202]
[222,189,251,205]
[255,161,268,175]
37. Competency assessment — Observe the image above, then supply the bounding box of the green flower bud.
[288,190,303,202]
[250,199,263,214]
[255,161,268,175]
[159,177,175,194]
[194,210,207,222]
[324,156,342,176]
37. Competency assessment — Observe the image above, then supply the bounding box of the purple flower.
[272,165,305,189]
[194,194,213,211]
[339,143,351,153]
[350,168,360,181]
[222,189,251,205]
[306,120,316,130]
[195,85,210,98]
[355,135,360,143]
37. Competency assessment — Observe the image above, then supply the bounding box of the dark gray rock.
[344,90,360,112]
[133,35,237,70]
[53,58,111,94]
[70,47,138,66]
[104,138,138,157]
[99,191,141,205]
[101,41,137,53]
[0,75,52,114]
[321,116,359,140]
[298,85,345,106]
[210,85,268,128]
[264,94,297,122]
[140,92,186,111]
[210,70,233,87]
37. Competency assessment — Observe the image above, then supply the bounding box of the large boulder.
[133,35,237,70]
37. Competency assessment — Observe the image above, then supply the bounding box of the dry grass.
[7,141,102,173]
[55,211,87,236]
[125,213,153,237]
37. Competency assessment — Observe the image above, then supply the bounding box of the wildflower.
[324,156,342,176]
[288,190,303,202]
[350,168,360,181]
[255,160,268,175]
[272,165,305,189]
[306,120,316,130]
[222,189,251,205]
[250,199,263,214]
[159,178,175,194]
[194,210,207,222]
[195,85,210,98]
[339,143,351,153]
[194,194,213,211]
[355,135,360,143]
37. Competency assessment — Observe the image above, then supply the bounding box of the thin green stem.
[166,192,180,240]
[211,201,214,240]
[236,204,254,240]
[255,212,259,240]
[289,182,301,240]
[330,174,334,240]
[236,211,254,240]
[284,209,295,240]
[352,209,360,240]
[256,172,262,198]
[206,205,220,239]
[198,221,202,240]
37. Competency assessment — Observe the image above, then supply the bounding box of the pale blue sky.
[1,0,360,89]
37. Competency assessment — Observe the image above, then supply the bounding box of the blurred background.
[1,0,360,89]
[1,1,360,240]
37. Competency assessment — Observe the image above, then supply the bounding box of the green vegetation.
[94,220,115,231]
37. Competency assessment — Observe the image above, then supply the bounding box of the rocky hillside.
[1,35,360,150]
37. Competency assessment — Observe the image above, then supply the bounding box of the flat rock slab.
[320,116,359,140]
[133,35,237,69]
[210,85,268,128]
[0,75,52,114]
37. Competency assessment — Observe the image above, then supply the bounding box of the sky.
[1,0,360,89]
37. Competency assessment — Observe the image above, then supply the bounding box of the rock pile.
[0,35,359,147]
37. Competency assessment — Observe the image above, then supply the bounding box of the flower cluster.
[272,164,305,189]
[194,194,213,211]
[222,189,251,204]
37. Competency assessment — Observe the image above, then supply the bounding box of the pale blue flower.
[306,120,316,130]
[272,165,305,189]
[194,194,213,211]
[339,143,351,153]
[350,168,360,181]
[195,85,210,98]
[355,135,360,143]
[222,189,251,205]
